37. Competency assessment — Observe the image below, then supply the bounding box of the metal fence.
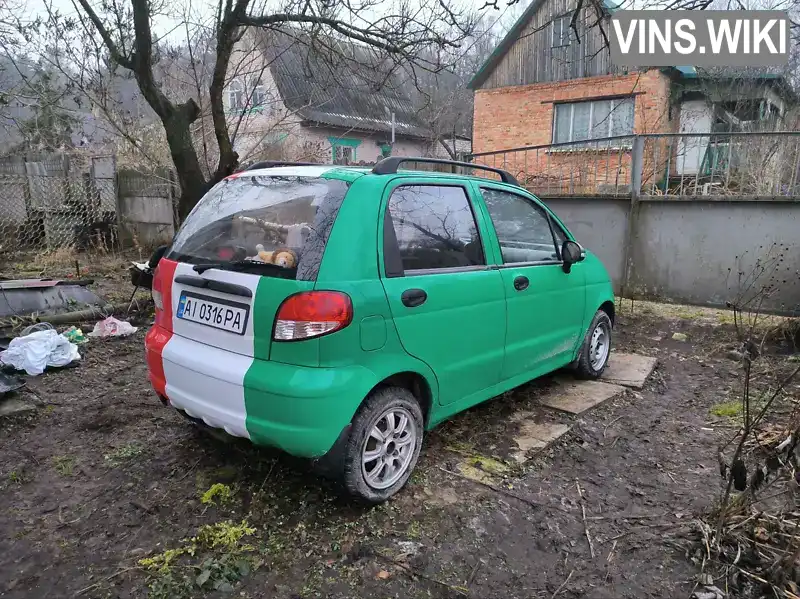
[0,154,177,252]
[469,131,800,200]
[0,154,118,251]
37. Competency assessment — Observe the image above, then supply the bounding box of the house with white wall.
[671,66,790,175]
[225,29,470,166]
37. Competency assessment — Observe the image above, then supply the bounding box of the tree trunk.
[161,101,213,222]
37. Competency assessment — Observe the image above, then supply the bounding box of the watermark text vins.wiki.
[609,11,789,67]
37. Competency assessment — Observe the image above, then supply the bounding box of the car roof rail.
[371,157,519,186]
[241,160,322,171]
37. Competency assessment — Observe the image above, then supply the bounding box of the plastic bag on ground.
[0,329,81,376]
[88,316,138,338]
[62,326,88,344]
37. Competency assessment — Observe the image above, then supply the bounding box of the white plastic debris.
[131,260,150,272]
[0,329,81,376]
[88,316,138,338]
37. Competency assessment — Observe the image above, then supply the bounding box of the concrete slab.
[512,416,572,463]
[538,379,625,414]
[603,352,658,389]
[0,398,36,417]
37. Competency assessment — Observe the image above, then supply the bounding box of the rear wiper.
[192,259,285,274]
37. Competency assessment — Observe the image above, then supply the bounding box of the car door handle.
[513,276,529,291]
[401,288,427,308]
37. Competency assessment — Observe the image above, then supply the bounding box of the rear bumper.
[145,325,374,457]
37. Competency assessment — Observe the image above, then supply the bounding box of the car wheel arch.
[599,300,615,326]
[372,371,434,427]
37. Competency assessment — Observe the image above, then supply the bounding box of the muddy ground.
[1,261,798,599]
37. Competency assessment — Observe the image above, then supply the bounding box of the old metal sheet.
[0,279,62,289]
[0,281,104,319]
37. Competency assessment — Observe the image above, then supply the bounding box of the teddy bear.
[254,244,297,268]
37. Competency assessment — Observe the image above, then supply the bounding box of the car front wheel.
[342,386,424,503]
[573,310,612,379]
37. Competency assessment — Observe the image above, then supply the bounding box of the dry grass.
[618,296,795,330]
[1,248,150,305]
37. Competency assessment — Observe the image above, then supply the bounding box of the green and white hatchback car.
[145,158,614,502]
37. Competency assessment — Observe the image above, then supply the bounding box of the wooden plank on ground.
[538,379,625,415]
[603,352,658,389]
[512,417,572,463]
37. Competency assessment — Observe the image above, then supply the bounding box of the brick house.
[225,29,470,166]
[469,0,792,191]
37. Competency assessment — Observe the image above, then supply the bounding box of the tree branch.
[71,0,133,69]
[239,13,455,55]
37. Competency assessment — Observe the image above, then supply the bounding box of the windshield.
[168,175,349,280]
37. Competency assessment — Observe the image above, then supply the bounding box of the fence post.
[620,135,644,299]
[168,169,179,229]
[114,163,125,247]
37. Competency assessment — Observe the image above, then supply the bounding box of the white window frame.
[333,145,354,165]
[551,13,572,48]
[228,79,245,111]
[250,81,267,108]
[552,97,635,147]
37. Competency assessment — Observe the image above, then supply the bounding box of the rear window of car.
[167,175,349,280]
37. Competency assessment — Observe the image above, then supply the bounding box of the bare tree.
[405,18,500,159]
[22,0,476,219]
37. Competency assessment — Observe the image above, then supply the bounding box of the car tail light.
[274,291,352,341]
[152,288,164,310]
[152,265,166,326]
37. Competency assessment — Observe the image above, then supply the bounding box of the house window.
[553,97,635,145]
[551,13,572,48]
[334,146,354,165]
[329,136,361,165]
[251,83,267,108]
[228,79,245,111]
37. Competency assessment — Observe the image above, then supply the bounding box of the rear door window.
[383,185,485,275]
[168,176,348,280]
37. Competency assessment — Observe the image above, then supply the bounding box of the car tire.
[573,310,613,379]
[342,386,424,503]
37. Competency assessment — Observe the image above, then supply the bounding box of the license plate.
[176,292,249,335]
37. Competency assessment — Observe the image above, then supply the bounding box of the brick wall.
[473,70,673,153]
[472,70,675,195]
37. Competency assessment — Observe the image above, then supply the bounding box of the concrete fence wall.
[116,168,175,247]
[544,196,800,314]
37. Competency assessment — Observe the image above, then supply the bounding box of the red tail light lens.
[274,291,353,341]
[152,265,166,325]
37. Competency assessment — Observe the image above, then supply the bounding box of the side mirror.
[561,240,584,274]
[148,245,169,270]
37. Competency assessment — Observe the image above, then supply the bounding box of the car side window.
[385,185,485,273]
[480,188,559,264]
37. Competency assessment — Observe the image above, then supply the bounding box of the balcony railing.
[468,131,800,200]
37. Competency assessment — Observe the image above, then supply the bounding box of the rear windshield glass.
[168,176,349,280]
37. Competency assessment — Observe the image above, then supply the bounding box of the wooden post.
[620,135,644,300]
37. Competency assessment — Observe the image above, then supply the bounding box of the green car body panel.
[145,166,614,460]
